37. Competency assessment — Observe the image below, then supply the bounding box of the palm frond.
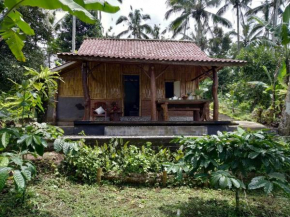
[116,30,130,38]
[211,13,232,28]
[246,4,268,16]
[141,24,153,34]
[217,3,230,16]
[165,5,184,19]
[169,12,189,31]
[140,32,150,39]
[171,25,184,39]
[116,16,128,25]
[142,14,151,20]
[207,0,223,7]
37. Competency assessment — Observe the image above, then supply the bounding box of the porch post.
[81,62,91,120]
[150,65,157,121]
[52,80,60,125]
[212,67,219,121]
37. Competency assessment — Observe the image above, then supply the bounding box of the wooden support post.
[162,171,167,187]
[150,65,157,121]
[52,80,60,125]
[212,67,219,121]
[81,62,91,121]
[161,103,169,121]
[97,168,102,185]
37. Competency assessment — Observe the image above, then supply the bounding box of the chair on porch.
[92,102,107,121]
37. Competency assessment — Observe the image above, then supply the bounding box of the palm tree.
[165,0,232,47]
[246,0,287,41]
[116,7,153,39]
[239,19,264,47]
[217,0,252,53]
[151,24,167,39]
[181,20,210,51]
[208,26,235,57]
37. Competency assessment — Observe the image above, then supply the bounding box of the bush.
[170,128,290,212]
[0,123,67,199]
[62,139,183,184]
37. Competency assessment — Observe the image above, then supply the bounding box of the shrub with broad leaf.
[169,128,290,212]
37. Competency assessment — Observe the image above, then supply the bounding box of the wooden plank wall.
[58,62,200,116]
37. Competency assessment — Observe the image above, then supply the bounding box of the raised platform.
[72,121,238,136]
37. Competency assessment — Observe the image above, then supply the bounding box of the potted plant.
[109,102,122,121]
[194,89,204,100]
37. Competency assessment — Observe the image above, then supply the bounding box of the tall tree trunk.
[273,0,280,43]
[279,50,290,135]
[197,19,202,47]
[237,5,240,53]
[279,83,290,135]
[184,17,188,38]
[72,15,76,52]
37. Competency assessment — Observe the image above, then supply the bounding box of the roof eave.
[57,54,247,67]
[50,61,78,72]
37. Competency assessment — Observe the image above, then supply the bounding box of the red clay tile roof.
[58,38,246,65]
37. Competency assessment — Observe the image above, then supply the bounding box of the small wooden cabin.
[48,39,246,129]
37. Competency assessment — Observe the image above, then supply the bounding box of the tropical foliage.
[62,138,184,184]
[55,12,103,52]
[0,67,61,122]
[0,0,120,61]
[165,0,232,46]
[0,122,64,198]
[169,128,290,212]
[116,7,153,39]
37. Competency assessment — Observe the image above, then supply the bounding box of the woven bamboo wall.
[59,63,200,116]
[59,67,83,97]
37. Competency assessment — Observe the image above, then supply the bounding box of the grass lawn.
[1,171,290,217]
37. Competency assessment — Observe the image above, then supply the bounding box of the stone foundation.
[105,126,207,136]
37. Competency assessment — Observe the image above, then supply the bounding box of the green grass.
[1,172,290,217]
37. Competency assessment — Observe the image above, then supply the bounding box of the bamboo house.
[48,38,246,136]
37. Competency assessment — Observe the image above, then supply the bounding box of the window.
[165,81,181,98]
[165,82,174,98]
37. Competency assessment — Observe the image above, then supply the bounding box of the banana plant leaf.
[0,0,120,61]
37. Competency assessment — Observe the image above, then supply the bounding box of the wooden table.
[156,100,211,121]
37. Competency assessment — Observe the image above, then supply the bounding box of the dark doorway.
[123,75,140,116]
[165,81,174,98]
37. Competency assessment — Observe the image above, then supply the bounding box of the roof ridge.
[84,37,198,44]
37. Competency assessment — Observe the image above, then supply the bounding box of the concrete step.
[105,126,207,136]
[60,126,74,135]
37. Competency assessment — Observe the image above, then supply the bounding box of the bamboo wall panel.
[106,64,122,99]
[141,70,151,99]
[59,68,83,97]
[60,63,201,118]
[122,64,141,75]
[89,63,106,99]
[186,66,198,95]
[141,65,199,100]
